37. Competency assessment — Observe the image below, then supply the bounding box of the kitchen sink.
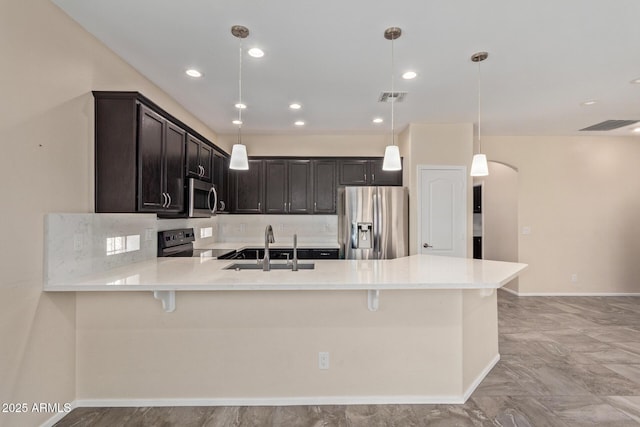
[224,262,315,271]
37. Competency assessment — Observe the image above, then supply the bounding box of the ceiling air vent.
[378,91,407,103]
[579,120,639,131]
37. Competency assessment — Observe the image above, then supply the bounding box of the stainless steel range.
[157,228,235,258]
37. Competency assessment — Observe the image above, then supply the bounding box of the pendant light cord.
[477,60,481,152]
[237,39,243,144]
[390,35,395,147]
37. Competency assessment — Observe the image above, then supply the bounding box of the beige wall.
[478,162,519,292]
[484,135,640,294]
[218,133,388,157]
[402,123,474,255]
[76,290,475,401]
[0,1,219,425]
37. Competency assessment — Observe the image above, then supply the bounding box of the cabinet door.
[338,159,369,185]
[233,159,263,213]
[137,105,165,212]
[164,121,186,212]
[264,160,287,213]
[288,160,312,213]
[199,143,213,182]
[186,135,213,182]
[369,158,402,186]
[212,152,229,212]
[313,160,336,213]
[185,135,201,179]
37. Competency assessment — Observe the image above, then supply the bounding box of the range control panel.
[158,228,196,249]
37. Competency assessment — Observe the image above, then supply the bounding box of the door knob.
[423,243,433,248]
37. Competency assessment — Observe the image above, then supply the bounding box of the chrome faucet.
[292,233,298,271]
[263,225,275,271]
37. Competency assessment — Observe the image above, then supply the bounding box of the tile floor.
[55,291,640,426]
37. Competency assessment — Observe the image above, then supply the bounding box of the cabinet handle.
[258,202,261,211]
[314,202,317,211]
[161,192,167,208]
[284,202,287,212]
[220,200,226,211]
[364,173,366,182]
[289,202,291,212]
[372,173,375,182]
[166,193,172,208]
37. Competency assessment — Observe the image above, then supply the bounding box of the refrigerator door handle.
[373,192,380,259]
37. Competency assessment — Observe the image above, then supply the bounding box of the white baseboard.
[463,353,500,402]
[40,401,78,427]
[499,287,519,296]
[75,395,465,407]
[43,356,501,424]
[499,288,640,297]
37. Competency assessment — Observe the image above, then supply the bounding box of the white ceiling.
[53,0,640,137]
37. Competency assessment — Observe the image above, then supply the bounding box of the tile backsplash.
[44,213,338,283]
[216,214,338,244]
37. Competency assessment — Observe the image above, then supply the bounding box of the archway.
[474,161,519,293]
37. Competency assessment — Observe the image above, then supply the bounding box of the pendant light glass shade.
[229,144,249,170]
[382,145,402,171]
[470,153,489,176]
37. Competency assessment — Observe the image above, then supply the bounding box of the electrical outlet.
[571,273,578,283]
[318,352,330,370]
[239,223,246,233]
[522,226,531,235]
[73,233,83,251]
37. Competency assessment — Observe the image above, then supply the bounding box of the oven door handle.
[208,186,218,215]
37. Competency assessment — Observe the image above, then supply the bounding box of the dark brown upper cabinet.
[186,134,213,182]
[136,105,186,213]
[94,93,185,214]
[93,91,228,216]
[258,159,313,214]
[338,158,402,186]
[231,159,264,213]
[368,158,403,186]
[312,159,336,214]
[212,151,230,212]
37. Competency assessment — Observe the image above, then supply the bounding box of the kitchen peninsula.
[44,226,526,405]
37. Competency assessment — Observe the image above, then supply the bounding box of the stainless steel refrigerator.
[338,186,408,259]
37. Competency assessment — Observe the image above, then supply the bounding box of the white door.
[418,166,467,257]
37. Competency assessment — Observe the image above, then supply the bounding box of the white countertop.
[44,255,527,292]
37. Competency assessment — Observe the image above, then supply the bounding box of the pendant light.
[470,51,489,177]
[229,25,249,170]
[382,27,402,171]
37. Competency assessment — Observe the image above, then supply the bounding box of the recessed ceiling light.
[294,121,305,126]
[289,103,302,110]
[185,69,202,78]
[402,71,417,80]
[632,127,640,133]
[580,100,598,106]
[248,48,264,58]
[235,103,247,109]
[232,119,243,125]
[630,78,640,84]
[372,118,384,124]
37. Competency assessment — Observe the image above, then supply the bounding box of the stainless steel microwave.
[188,178,217,218]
